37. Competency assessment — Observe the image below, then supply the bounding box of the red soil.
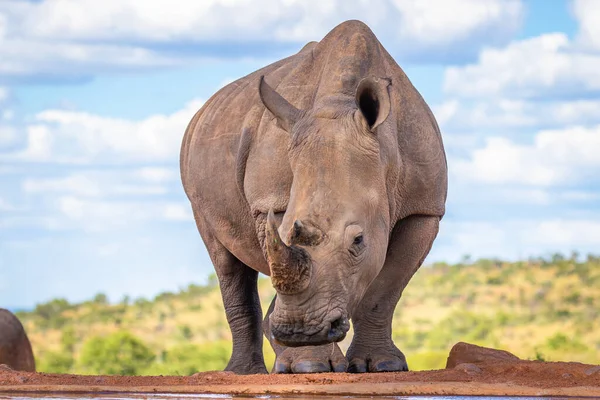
[1,359,599,398]
[1,343,599,398]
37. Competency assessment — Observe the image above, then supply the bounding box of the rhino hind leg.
[194,213,267,375]
[263,296,348,373]
[347,215,440,373]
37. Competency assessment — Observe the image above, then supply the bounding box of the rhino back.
[0,309,36,372]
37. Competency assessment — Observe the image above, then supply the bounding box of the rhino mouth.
[271,314,350,347]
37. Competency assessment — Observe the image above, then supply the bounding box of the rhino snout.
[271,314,350,347]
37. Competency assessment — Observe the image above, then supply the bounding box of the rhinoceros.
[180,20,447,374]
[0,309,36,372]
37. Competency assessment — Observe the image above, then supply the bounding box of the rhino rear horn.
[355,77,391,131]
[258,76,301,133]
[289,219,324,247]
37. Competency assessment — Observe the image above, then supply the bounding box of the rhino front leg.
[347,215,440,373]
[263,297,348,373]
[195,213,267,375]
[217,260,268,374]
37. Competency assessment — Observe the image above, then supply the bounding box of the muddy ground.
[1,343,600,398]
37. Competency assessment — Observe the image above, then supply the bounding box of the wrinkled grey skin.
[180,20,447,374]
[0,309,36,372]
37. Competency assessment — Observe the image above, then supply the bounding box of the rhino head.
[259,75,395,347]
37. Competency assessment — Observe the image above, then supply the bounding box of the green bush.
[545,333,588,352]
[78,331,155,375]
[425,311,495,350]
[144,341,230,375]
[38,351,74,373]
[61,326,77,353]
[33,298,72,329]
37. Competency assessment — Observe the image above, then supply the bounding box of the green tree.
[78,331,155,375]
[33,298,72,329]
[93,293,108,305]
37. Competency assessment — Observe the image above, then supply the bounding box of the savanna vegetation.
[15,253,600,375]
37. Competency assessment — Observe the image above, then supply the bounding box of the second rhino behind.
[0,308,36,372]
[180,20,447,374]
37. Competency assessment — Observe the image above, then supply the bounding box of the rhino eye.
[353,234,364,245]
[349,233,366,258]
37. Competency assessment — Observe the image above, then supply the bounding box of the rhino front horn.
[265,209,312,294]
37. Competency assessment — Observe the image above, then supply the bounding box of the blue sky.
[2,0,600,309]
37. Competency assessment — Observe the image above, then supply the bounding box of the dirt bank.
[1,343,599,398]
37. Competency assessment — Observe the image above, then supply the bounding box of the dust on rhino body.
[180,20,447,374]
[0,308,36,372]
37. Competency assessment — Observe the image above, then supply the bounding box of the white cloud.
[391,0,522,46]
[0,165,18,174]
[437,98,600,132]
[447,184,600,209]
[0,125,17,146]
[0,197,18,211]
[0,0,524,80]
[431,218,600,262]
[0,215,65,231]
[22,172,169,198]
[561,190,600,201]
[2,110,14,121]
[15,0,521,45]
[0,40,184,79]
[163,203,193,221]
[494,188,551,206]
[452,125,600,186]
[0,3,185,78]
[0,86,8,102]
[444,33,600,99]
[4,168,188,232]
[5,99,203,164]
[54,196,191,231]
[134,167,178,183]
[572,0,600,51]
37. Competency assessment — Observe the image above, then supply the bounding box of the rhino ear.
[355,77,392,131]
[259,75,301,133]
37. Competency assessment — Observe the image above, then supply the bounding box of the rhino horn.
[258,75,301,133]
[289,219,324,247]
[265,209,312,294]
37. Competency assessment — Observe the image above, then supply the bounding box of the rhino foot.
[273,343,347,374]
[223,352,268,375]
[346,341,408,373]
[224,362,268,375]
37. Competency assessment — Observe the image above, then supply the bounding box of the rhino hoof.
[374,359,408,372]
[348,356,408,373]
[347,361,367,373]
[273,343,347,374]
[347,343,409,373]
[291,361,330,374]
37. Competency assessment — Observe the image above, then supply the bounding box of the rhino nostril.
[327,316,350,342]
